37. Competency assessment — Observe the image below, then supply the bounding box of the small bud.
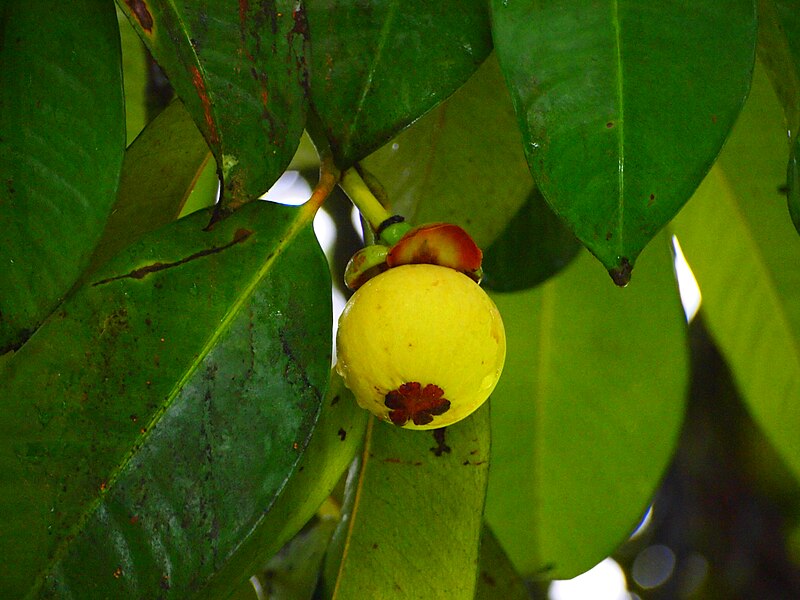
[386,223,483,282]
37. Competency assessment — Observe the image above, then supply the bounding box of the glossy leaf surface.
[204,371,368,598]
[486,236,687,578]
[116,0,307,209]
[673,64,800,483]
[87,100,212,275]
[324,407,490,599]
[0,201,331,597]
[363,55,530,249]
[491,0,756,281]
[308,0,492,168]
[0,0,125,353]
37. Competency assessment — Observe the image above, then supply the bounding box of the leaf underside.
[324,407,491,599]
[486,234,687,578]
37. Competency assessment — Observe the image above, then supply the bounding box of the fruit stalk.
[340,167,393,233]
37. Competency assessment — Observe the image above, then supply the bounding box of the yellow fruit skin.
[335,264,506,430]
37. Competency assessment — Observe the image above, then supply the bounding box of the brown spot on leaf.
[338,428,347,441]
[190,66,220,145]
[124,0,153,33]
[431,428,451,456]
[609,258,632,287]
[92,229,252,286]
[385,382,451,426]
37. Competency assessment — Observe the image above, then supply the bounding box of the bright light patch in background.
[549,558,630,600]
[351,205,364,241]
[632,544,676,589]
[259,170,311,206]
[313,207,336,257]
[629,504,654,541]
[671,236,702,322]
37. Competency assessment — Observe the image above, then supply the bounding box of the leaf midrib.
[346,0,400,151]
[612,0,625,257]
[29,205,315,598]
[331,417,374,599]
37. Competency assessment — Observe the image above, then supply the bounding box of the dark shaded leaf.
[486,234,687,578]
[0,0,125,353]
[203,371,368,598]
[475,525,530,600]
[308,0,492,168]
[790,135,800,231]
[250,516,337,600]
[482,187,581,292]
[362,54,531,249]
[757,0,800,233]
[0,201,331,597]
[86,99,212,275]
[491,0,756,281]
[323,406,490,599]
[116,0,308,209]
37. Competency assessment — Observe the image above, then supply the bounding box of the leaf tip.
[608,258,632,287]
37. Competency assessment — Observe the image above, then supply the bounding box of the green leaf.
[0,201,331,597]
[672,62,800,485]
[117,4,150,144]
[116,0,307,208]
[203,371,368,598]
[323,406,491,599]
[482,187,581,292]
[790,135,800,232]
[308,0,492,168]
[250,516,338,600]
[86,99,212,275]
[486,234,688,579]
[475,526,530,600]
[0,0,125,353]
[362,54,531,249]
[491,0,756,281]
[758,0,800,136]
[757,0,800,234]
